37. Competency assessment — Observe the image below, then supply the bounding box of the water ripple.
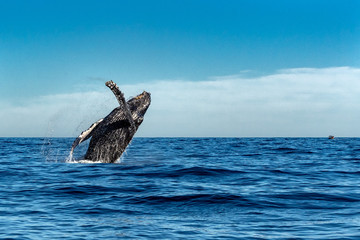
[0,137,360,239]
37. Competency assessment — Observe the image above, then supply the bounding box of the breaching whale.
[70,80,151,163]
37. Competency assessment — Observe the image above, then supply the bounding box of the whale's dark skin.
[70,80,151,163]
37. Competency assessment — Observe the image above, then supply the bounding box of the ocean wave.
[2,137,360,239]
[134,166,244,178]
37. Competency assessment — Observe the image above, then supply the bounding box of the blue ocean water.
[0,137,360,239]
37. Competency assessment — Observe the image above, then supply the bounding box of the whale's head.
[128,91,151,126]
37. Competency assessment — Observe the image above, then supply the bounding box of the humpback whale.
[70,80,151,163]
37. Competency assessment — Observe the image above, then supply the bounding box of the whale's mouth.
[128,91,151,123]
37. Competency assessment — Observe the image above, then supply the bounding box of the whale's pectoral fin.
[105,80,136,135]
[70,118,104,155]
[105,80,127,107]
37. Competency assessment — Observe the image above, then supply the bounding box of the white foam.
[65,150,123,164]
[77,159,106,164]
[65,152,77,163]
[65,157,122,164]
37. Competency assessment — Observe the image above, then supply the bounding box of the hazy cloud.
[1,67,359,137]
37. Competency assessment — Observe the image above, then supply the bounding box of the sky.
[1,0,360,137]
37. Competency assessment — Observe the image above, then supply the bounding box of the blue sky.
[1,0,360,137]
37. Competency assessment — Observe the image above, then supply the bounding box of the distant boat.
[328,135,335,139]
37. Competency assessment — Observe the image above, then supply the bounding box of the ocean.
[0,137,359,239]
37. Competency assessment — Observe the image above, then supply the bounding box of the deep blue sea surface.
[1,137,360,239]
